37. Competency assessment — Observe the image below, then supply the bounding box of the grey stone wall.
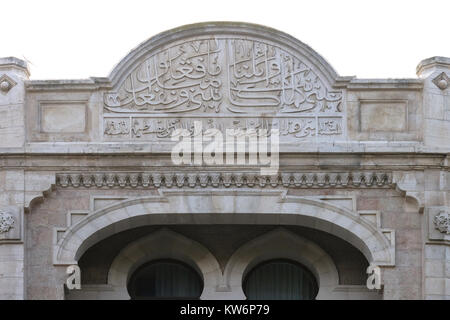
[0,22,449,299]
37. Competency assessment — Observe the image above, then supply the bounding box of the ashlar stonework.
[0,22,449,300]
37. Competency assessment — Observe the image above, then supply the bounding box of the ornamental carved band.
[433,211,450,234]
[103,36,343,141]
[0,209,15,233]
[57,172,392,189]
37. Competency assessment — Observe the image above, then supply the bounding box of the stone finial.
[416,56,450,78]
[0,209,15,233]
[0,57,30,76]
[433,210,450,234]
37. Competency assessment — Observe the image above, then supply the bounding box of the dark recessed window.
[243,259,318,300]
[127,259,203,300]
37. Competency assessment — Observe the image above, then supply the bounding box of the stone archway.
[106,228,222,300]
[221,228,339,299]
[71,227,342,299]
[55,190,394,269]
[67,225,381,300]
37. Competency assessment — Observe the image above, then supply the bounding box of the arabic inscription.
[103,36,344,141]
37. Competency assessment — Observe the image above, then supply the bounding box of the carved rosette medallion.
[433,211,450,234]
[0,74,17,94]
[0,209,15,233]
[432,72,449,90]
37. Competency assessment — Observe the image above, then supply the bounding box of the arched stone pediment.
[108,22,340,91]
[102,22,344,141]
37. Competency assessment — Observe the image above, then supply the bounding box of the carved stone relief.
[433,210,450,234]
[0,209,14,233]
[0,206,20,241]
[432,72,449,90]
[103,37,343,142]
[427,207,450,242]
[0,74,17,94]
[56,171,391,189]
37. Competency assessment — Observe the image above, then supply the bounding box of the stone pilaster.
[0,171,25,299]
[0,57,28,150]
[0,58,29,299]
[417,57,450,149]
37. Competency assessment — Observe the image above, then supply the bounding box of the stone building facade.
[0,22,449,300]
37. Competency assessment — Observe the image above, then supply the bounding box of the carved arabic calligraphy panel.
[105,39,224,114]
[103,36,344,141]
[226,39,341,114]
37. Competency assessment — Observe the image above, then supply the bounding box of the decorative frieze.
[56,171,392,189]
[103,116,343,140]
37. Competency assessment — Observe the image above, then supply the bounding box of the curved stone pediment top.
[108,22,340,87]
[103,22,343,118]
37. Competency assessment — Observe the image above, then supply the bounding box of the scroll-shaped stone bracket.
[427,206,450,243]
[392,171,424,213]
[24,172,56,213]
[0,206,21,241]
